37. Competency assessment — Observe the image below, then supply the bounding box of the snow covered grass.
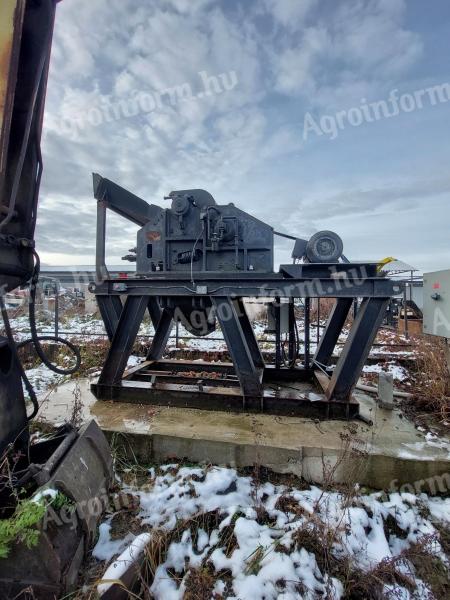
[24,364,66,395]
[81,464,450,600]
[362,362,410,382]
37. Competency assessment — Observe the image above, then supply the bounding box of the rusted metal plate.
[0,0,25,179]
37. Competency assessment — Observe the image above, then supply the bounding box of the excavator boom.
[0,0,57,293]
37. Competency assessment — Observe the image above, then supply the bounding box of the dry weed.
[411,336,450,422]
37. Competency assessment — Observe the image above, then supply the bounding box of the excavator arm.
[0,0,58,293]
[0,0,68,452]
[0,11,113,597]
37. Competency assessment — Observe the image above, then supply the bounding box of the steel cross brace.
[232,297,265,370]
[313,298,353,369]
[147,306,173,361]
[96,295,123,342]
[212,297,264,407]
[98,296,148,385]
[96,295,166,343]
[324,297,390,400]
[97,295,174,385]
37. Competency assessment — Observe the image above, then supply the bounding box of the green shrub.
[0,499,46,558]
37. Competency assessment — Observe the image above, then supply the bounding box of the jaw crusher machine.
[90,174,402,419]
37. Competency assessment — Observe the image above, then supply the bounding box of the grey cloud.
[34,0,445,273]
[267,0,423,108]
[297,176,450,221]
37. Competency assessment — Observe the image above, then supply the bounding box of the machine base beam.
[92,378,359,421]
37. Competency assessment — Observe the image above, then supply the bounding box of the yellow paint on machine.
[0,0,25,176]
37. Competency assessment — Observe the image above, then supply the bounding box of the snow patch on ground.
[93,521,135,562]
[23,365,65,397]
[363,363,409,381]
[399,431,450,461]
[92,465,450,599]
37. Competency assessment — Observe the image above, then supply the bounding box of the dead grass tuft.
[274,494,306,518]
[343,556,415,600]
[184,565,216,599]
[69,382,84,428]
[403,533,450,600]
[410,337,450,422]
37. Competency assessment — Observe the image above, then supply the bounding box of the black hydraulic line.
[281,299,301,369]
[190,224,205,285]
[17,249,81,376]
[0,295,39,420]
[273,230,298,241]
[274,297,282,369]
[304,297,311,369]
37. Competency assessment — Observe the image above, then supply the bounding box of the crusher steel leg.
[98,295,148,385]
[146,296,173,360]
[313,298,353,368]
[327,297,390,400]
[212,296,264,405]
[147,308,173,361]
[147,297,162,327]
[232,297,265,369]
[96,295,123,341]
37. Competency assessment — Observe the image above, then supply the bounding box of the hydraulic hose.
[0,295,39,420]
[17,249,81,376]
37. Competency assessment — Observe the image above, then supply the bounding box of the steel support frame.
[304,298,311,369]
[93,268,396,411]
[288,299,296,363]
[275,298,281,369]
[91,377,360,419]
[95,201,109,282]
[96,294,265,405]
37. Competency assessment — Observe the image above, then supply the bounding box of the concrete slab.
[37,378,450,494]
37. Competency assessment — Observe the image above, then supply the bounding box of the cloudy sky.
[37,0,450,272]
